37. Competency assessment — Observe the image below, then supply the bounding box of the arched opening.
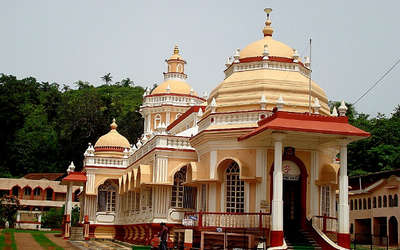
[23,186,32,199]
[378,196,382,208]
[33,187,42,200]
[359,199,362,210]
[394,194,398,207]
[368,198,371,209]
[154,114,161,129]
[45,188,53,201]
[11,186,19,197]
[373,197,377,208]
[363,198,367,209]
[225,161,244,213]
[383,196,387,207]
[270,153,308,230]
[350,200,353,210]
[389,216,398,246]
[97,180,117,212]
[171,166,196,209]
[355,199,358,210]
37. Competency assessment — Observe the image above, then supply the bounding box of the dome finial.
[263,8,274,37]
[110,118,118,130]
[173,44,179,55]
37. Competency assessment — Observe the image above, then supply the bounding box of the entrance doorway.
[282,160,302,230]
[389,216,398,246]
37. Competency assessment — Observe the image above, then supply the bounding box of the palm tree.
[101,73,112,85]
[121,77,133,87]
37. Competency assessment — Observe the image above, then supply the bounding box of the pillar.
[310,151,320,218]
[184,229,193,250]
[270,133,285,247]
[64,182,73,239]
[337,141,350,249]
[83,215,90,240]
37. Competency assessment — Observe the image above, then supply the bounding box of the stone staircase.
[69,226,84,241]
[285,228,321,250]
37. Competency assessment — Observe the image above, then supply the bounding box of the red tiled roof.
[23,173,64,181]
[62,172,87,183]
[167,106,206,131]
[238,111,370,141]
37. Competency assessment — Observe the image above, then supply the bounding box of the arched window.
[350,200,353,210]
[154,114,161,129]
[24,187,32,197]
[383,195,387,207]
[171,166,196,209]
[45,189,53,201]
[225,162,244,212]
[373,197,377,208]
[98,180,117,212]
[177,64,182,73]
[12,186,19,197]
[378,196,382,208]
[359,199,362,210]
[394,194,398,207]
[389,195,393,207]
[368,198,371,209]
[33,187,41,197]
[363,198,367,209]
[354,199,358,210]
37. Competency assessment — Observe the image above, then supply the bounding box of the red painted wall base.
[337,233,350,249]
[270,230,284,247]
[184,242,192,250]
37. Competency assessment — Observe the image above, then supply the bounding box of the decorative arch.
[11,185,20,197]
[22,185,32,197]
[215,157,248,181]
[269,152,308,229]
[97,179,118,212]
[154,114,161,129]
[389,216,398,246]
[44,187,54,201]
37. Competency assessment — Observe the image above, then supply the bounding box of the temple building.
[63,8,370,249]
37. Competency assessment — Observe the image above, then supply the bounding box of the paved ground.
[70,240,132,249]
[14,233,43,250]
[46,233,80,250]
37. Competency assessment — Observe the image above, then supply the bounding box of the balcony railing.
[183,211,270,230]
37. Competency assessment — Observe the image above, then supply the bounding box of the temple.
[62,8,370,249]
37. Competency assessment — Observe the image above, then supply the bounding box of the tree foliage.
[0,74,144,176]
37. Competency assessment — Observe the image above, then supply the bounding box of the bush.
[41,207,64,229]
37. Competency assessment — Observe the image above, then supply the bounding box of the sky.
[1,0,400,116]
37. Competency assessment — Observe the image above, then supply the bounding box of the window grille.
[225,162,244,213]
[321,185,330,216]
[171,166,196,209]
[98,180,117,212]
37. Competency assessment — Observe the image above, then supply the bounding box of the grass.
[31,232,63,250]
[3,229,61,234]
[0,229,17,250]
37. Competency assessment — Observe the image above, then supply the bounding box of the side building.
[0,173,81,229]
[349,169,400,247]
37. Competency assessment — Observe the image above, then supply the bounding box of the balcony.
[183,211,270,230]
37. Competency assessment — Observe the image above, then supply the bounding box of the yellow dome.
[151,80,196,96]
[94,119,130,149]
[168,45,183,60]
[240,36,295,59]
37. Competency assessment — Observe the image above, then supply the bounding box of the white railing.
[85,157,128,168]
[184,211,270,230]
[118,207,153,224]
[198,110,272,132]
[163,72,187,81]
[128,135,194,165]
[141,94,204,108]
[312,215,338,243]
[225,60,310,79]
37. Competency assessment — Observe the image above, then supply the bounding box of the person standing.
[158,222,168,250]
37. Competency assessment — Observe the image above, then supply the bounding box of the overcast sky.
[1,0,400,116]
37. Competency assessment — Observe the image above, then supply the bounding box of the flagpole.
[308,38,312,114]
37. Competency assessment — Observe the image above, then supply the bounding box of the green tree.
[101,73,112,85]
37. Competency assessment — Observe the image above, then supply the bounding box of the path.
[46,234,80,250]
[14,232,43,250]
[71,240,131,249]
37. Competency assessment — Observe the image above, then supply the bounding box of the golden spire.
[110,118,118,130]
[173,44,179,55]
[263,8,274,37]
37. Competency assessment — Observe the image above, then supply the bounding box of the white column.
[338,142,349,234]
[256,149,267,211]
[310,151,320,218]
[147,114,151,133]
[166,112,171,125]
[65,183,73,215]
[208,183,216,212]
[271,133,285,231]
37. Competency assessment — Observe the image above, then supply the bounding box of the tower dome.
[94,119,130,157]
[151,45,197,96]
[207,9,330,115]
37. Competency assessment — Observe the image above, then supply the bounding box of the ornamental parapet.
[141,93,204,109]
[84,157,128,169]
[128,135,194,166]
[163,72,187,81]
[198,110,272,132]
[224,59,310,79]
